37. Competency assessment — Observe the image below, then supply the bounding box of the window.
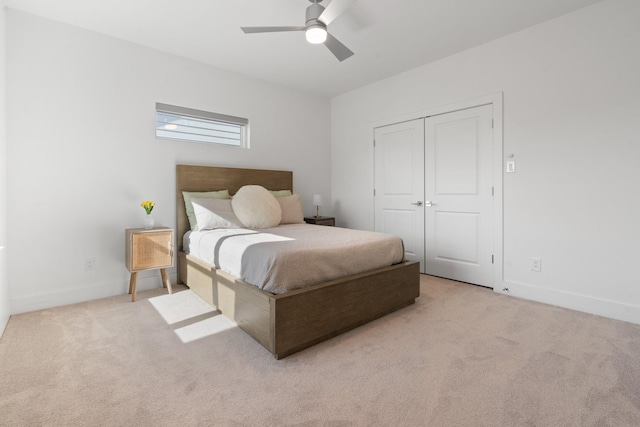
[156,103,248,148]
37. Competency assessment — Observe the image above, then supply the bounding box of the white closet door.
[424,104,494,287]
[374,119,425,272]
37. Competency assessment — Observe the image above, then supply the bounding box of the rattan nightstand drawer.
[125,227,174,302]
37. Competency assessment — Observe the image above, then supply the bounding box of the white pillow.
[277,194,305,224]
[192,198,244,230]
[182,189,230,230]
[231,185,282,229]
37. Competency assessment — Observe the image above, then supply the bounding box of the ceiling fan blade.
[318,0,355,25]
[241,26,306,34]
[324,33,354,62]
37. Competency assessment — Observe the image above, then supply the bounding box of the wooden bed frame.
[176,164,420,359]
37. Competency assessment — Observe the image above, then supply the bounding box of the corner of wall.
[0,1,10,336]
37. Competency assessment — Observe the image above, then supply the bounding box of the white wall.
[6,10,332,313]
[331,0,640,324]
[0,1,10,334]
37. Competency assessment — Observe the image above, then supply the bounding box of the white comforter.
[184,223,405,294]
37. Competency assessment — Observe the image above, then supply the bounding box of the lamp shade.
[312,194,323,207]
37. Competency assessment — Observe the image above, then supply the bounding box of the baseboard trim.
[0,311,9,337]
[495,280,640,325]
[10,270,178,315]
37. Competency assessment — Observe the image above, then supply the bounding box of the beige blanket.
[184,223,405,294]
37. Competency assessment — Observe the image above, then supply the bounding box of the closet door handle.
[410,201,423,206]
[425,201,435,207]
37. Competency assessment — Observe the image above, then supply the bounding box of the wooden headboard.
[176,164,293,251]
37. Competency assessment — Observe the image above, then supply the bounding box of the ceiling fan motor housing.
[306,2,326,28]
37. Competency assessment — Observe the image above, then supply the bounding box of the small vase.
[144,215,155,229]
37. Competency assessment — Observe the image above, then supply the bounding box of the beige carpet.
[1,275,639,426]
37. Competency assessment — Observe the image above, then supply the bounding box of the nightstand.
[125,227,174,302]
[304,216,335,226]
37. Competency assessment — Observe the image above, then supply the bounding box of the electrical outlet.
[531,257,541,272]
[84,257,96,271]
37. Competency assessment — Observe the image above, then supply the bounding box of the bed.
[176,164,420,359]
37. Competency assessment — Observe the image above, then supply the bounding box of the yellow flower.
[141,200,155,215]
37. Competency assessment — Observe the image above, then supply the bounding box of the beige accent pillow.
[277,194,305,224]
[231,185,282,229]
[191,198,244,230]
[182,190,230,230]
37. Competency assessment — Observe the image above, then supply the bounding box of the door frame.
[371,92,503,290]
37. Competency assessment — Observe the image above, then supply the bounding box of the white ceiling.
[6,0,603,97]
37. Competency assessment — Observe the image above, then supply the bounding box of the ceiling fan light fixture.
[305,25,327,44]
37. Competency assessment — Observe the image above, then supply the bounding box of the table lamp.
[312,194,322,218]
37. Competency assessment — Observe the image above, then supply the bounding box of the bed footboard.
[179,252,420,359]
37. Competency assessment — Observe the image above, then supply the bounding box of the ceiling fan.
[241,0,355,62]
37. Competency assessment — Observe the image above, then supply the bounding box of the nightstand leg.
[129,272,138,302]
[160,268,173,294]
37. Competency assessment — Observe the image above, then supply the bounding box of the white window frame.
[155,103,249,148]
